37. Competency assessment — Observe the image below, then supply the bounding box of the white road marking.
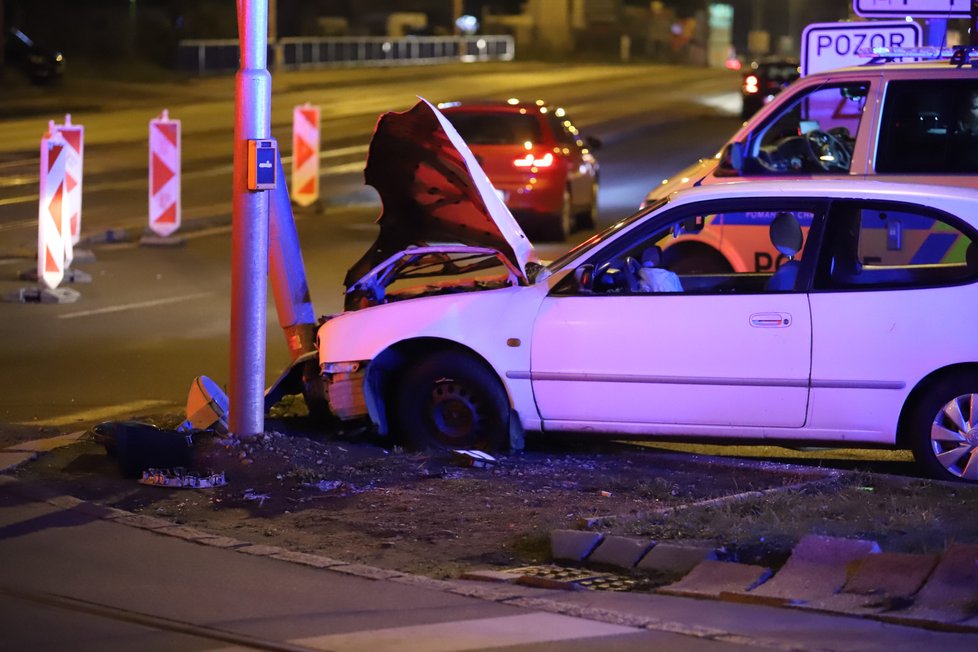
[57,292,214,320]
[289,613,636,652]
[23,400,177,427]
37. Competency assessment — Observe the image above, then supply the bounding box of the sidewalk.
[2,435,977,650]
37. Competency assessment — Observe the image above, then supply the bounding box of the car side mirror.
[585,135,603,151]
[573,264,595,293]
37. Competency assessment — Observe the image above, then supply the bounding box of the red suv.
[438,99,601,241]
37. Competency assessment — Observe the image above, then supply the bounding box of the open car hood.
[343,98,537,290]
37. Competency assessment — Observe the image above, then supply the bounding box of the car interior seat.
[766,212,803,291]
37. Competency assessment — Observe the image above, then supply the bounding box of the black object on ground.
[90,421,195,478]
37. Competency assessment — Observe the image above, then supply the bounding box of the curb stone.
[733,534,880,605]
[551,529,604,561]
[588,535,654,568]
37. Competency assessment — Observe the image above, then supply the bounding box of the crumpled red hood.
[344,98,536,288]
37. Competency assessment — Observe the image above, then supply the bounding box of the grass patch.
[612,472,978,565]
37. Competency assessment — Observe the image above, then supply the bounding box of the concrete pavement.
[2,444,978,650]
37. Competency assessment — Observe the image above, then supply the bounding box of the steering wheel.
[804,129,851,172]
[618,256,640,293]
[593,261,621,293]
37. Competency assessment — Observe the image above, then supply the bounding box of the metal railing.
[177,35,516,76]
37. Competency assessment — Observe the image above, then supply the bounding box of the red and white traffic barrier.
[55,114,84,249]
[148,110,181,237]
[291,103,320,208]
[37,122,68,290]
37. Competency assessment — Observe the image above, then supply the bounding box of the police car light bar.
[856,45,978,67]
[856,45,949,59]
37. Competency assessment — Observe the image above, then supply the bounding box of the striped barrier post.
[37,122,67,290]
[291,103,320,208]
[55,114,84,250]
[148,110,181,238]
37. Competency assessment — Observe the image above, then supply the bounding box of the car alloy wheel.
[909,371,978,482]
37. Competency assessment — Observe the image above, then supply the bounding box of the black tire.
[576,180,598,230]
[546,188,574,242]
[907,371,978,482]
[393,350,509,452]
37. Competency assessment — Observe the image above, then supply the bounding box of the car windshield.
[544,197,670,274]
[444,111,543,145]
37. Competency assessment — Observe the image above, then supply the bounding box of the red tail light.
[744,75,759,94]
[513,151,555,168]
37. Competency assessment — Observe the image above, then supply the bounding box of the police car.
[643,47,978,274]
[310,98,978,484]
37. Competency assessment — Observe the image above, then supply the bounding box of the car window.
[546,113,577,146]
[442,111,543,145]
[747,82,868,174]
[562,204,818,296]
[876,79,978,174]
[814,201,978,290]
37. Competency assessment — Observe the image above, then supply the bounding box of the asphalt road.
[0,62,741,429]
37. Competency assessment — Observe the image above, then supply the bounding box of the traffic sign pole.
[37,124,67,290]
[291,103,320,208]
[230,0,272,438]
[55,114,84,249]
[148,110,182,238]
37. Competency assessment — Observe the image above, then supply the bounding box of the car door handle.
[750,313,791,328]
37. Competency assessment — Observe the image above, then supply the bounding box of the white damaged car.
[314,98,978,483]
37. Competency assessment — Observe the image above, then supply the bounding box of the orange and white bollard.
[55,114,84,250]
[37,122,67,290]
[148,109,181,238]
[291,103,320,208]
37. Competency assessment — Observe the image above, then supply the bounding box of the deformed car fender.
[317,281,551,431]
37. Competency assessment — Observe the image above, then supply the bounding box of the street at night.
[3,1,978,649]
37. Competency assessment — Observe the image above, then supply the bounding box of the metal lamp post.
[230,0,272,438]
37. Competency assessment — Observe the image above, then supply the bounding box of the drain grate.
[506,564,651,592]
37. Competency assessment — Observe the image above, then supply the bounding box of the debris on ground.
[451,449,497,468]
[138,468,227,489]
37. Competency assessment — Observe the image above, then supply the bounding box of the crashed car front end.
[312,98,543,431]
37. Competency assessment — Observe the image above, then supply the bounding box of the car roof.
[810,59,977,76]
[667,179,978,222]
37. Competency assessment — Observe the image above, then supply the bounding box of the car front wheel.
[908,371,978,482]
[393,350,509,452]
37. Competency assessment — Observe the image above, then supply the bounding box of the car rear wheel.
[393,350,509,452]
[908,371,978,482]
[547,188,574,242]
[576,180,598,230]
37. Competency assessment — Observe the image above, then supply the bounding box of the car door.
[808,199,978,440]
[529,200,821,431]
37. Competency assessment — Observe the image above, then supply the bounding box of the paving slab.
[551,529,604,562]
[658,560,771,599]
[636,542,717,577]
[801,551,939,616]
[883,543,978,626]
[586,535,654,569]
[730,534,880,606]
[0,450,36,472]
[6,431,86,452]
